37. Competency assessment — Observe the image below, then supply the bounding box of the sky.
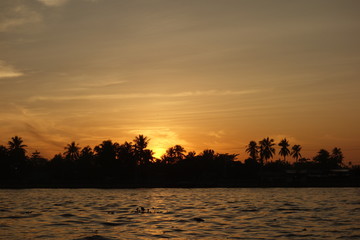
[1,0,360,163]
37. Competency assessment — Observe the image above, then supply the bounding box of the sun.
[152,147,166,159]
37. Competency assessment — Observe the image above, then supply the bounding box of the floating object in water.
[193,217,205,222]
[135,206,153,214]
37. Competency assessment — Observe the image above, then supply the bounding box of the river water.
[0,188,359,239]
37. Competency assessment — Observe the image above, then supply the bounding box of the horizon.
[1,0,360,164]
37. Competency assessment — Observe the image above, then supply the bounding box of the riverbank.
[1,176,359,189]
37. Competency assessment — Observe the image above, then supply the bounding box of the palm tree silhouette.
[118,142,134,163]
[331,147,344,167]
[133,135,152,165]
[201,149,217,161]
[245,141,258,161]
[259,137,275,165]
[80,146,93,158]
[94,140,118,162]
[163,145,186,164]
[278,138,290,161]
[7,136,28,170]
[174,145,186,159]
[8,136,27,156]
[291,144,302,162]
[134,135,149,150]
[64,141,80,161]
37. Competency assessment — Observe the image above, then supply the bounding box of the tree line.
[0,135,358,187]
[244,137,346,169]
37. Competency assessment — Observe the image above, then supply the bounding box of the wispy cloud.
[208,130,225,139]
[272,135,299,145]
[36,0,70,7]
[36,0,98,7]
[0,5,41,32]
[0,60,23,79]
[66,80,128,91]
[29,89,262,102]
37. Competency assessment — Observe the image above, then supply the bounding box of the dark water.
[0,188,359,239]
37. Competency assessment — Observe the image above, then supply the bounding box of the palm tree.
[133,135,152,165]
[162,145,186,164]
[278,138,290,161]
[186,151,197,161]
[201,149,217,161]
[162,147,176,164]
[8,136,27,156]
[291,144,302,161]
[134,135,149,152]
[7,136,28,169]
[331,147,344,167]
[313,149,331,168]
[94,140,118,163]
[258,137,275,165]
[80,146,94,159]
[64,141,80,161]
[118,141,135,166]
[173,145,186,160]
[245,141,258,161]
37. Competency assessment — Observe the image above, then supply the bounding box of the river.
[0,188,359,239]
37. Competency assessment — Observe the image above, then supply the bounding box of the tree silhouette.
[331,147,344,167]
[259,137,275,165]
[278,138,290,161]
[133,135,152,165]
[7,136,28,170]
[79,145,95,168]
[245,140,258,161]
[201,149,217,161]
[134,135,149,151]
[162,145,186,164]
[0,145,8,159]
[94,140,118,167]
[173,145,186,159]
[64,141,80,161]
[118,141,135,167]
[313,149,332,168]
[80,146,94,159]
[8,136,27,157]
[291,144,302,161]
[0,134,354,187]
[30,150,47,167]
[0,145,10,178]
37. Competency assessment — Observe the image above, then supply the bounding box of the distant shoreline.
[1,178,359,189]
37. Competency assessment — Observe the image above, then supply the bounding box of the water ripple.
[0,188,359,239]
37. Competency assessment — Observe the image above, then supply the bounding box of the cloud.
[29,89,262,101]
[208,130,225,139]
[67,80,128,90]
[0,60,23,79]
[36,0,97,7]
[0,5,41,32]
[272,135,299,145]
[36,0,70,7]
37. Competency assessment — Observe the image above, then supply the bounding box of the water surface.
[0,188,359,239]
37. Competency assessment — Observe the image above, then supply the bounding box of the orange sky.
[1,0,360,164]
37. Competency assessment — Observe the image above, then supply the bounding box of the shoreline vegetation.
[1,135,359,188]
